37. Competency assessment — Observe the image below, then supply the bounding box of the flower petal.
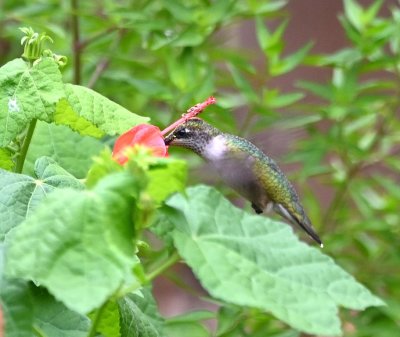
[113,124,168,164]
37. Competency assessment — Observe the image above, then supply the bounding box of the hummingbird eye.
[175,128,190,138]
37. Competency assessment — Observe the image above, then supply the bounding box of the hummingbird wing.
[252,156,323,246]
[216,134,323,246]
[273,202,323,247]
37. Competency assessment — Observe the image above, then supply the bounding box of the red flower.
[113,124,168,165]
[113,96,216,165]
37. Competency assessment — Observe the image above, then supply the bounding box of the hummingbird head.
[164,118,221,156]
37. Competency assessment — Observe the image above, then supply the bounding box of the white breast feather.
[203,135,227,161]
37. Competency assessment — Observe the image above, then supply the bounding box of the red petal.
[112,124,168,164]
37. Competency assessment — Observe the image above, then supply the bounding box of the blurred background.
[1,0,399,336]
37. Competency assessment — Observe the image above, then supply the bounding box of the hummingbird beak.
[164,133,175,145]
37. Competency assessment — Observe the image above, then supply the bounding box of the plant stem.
[87,58,110,89]
[15,119,37,173]
[78,26,118,50]
[322,112,388,228]
[87,29,124,89]
[238,109,256,137]
[146,252,180,282]
[71,0,81,84]
[33,325,47,337]
[87,301,107,337]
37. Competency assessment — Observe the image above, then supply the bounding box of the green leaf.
[273,114,322,129]
[24,121,104,178]
[0,156,83,241]
[343,0,364,31]
[164,310,213,337]
[64,84,149,136]
[172,27,208,47]
[162,1,195,23]
[162,185,384,336]
[0,245,34,337]
[54,98,104,138]
[227,63,259,104]
[255,16,272,52]
[263,90,305,109]
[0,148,14,170]
[91,300,121,337]
[297,81,333,100]
[0,279,34,337]
[85,149,123,188]
[166,310,215,323]
[147,159,187,204]
[164,321,209,337]
[0,58,64,147]
[6,173,141,314]
[86,150,187,203]
[204,0,236,26]
[271,42,313,76]
[256,18,288,58]
[247,0,287,15]
[118,288,164,337]
[31,286,90,337]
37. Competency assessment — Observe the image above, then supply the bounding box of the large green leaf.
[118,288,164,337]
[6,173,141,314]
[54,98,104,138]
[0,245,34,337]
[31,286,90,337]
[0,58,64,147]
[63,84,149,135]
[24,121,104,178]
[162,185,384,336]
[0,156,83,241]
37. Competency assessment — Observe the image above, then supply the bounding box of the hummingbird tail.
[274,203,323,247]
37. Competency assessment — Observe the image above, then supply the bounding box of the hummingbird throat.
[203,135,227,161]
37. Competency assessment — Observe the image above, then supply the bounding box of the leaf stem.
[33,325,47,337]
[87,301,107,337]
[146,252,180,282]
[71,0,81,84]
[15,119,37,173]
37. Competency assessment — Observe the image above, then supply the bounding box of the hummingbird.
[164,118,323,246]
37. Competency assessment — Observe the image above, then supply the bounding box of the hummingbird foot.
[251,203,263,214]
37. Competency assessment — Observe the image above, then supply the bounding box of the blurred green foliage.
[1,0,399,336]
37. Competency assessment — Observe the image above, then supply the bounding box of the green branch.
[15,119,37,173]
[87,300,107,337]
[146,252,180,282]
[71,0,81,84]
